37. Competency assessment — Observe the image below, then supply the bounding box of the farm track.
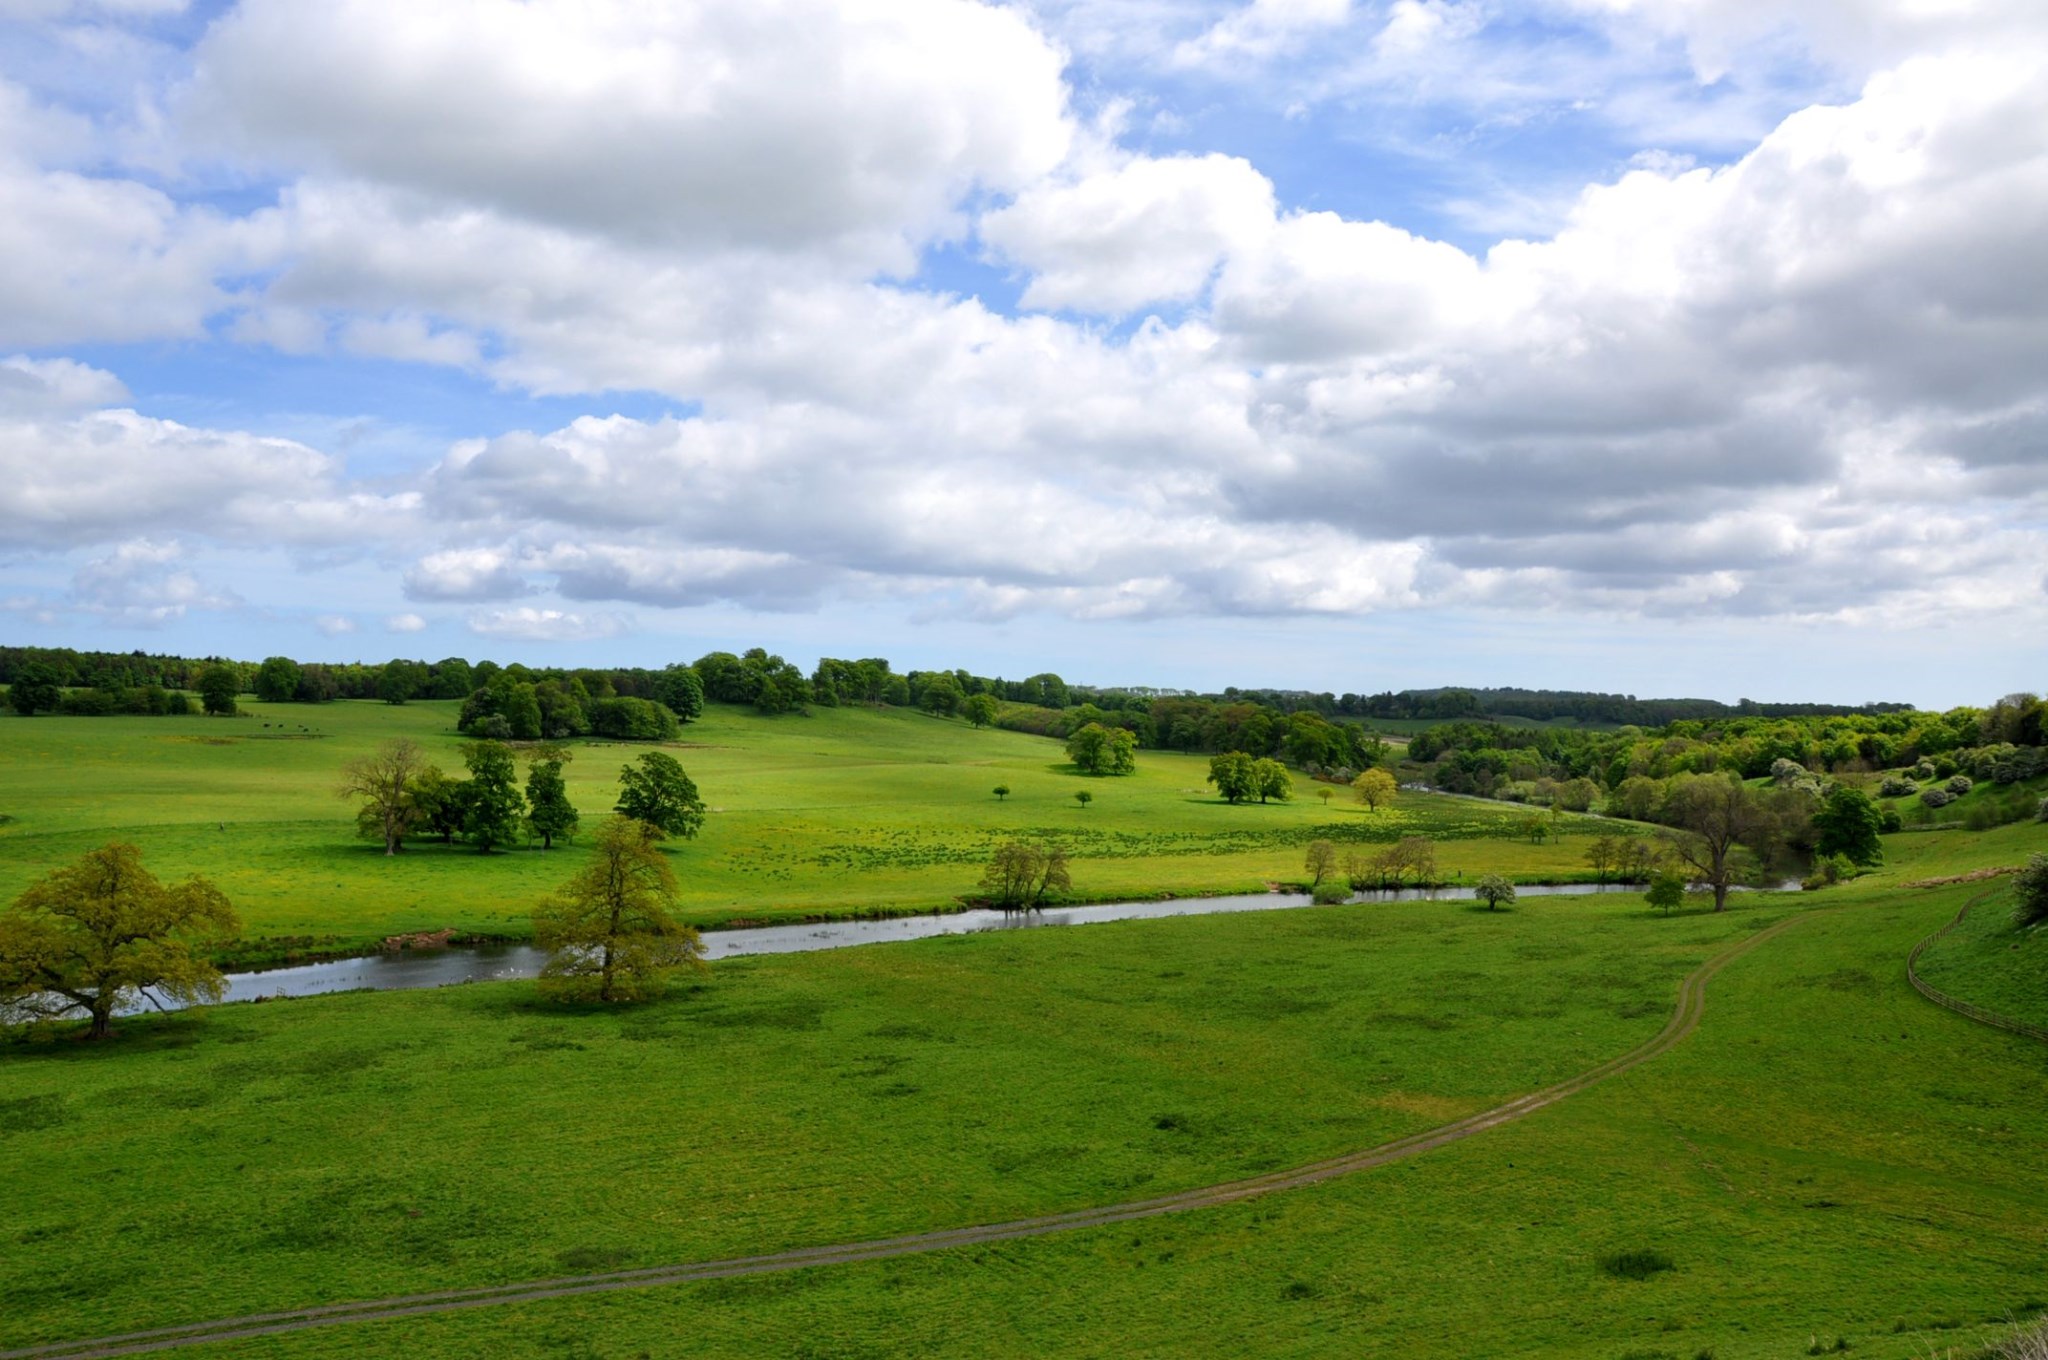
[5,911,1810,1360]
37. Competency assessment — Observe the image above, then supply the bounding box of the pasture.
[0,700,1637,953]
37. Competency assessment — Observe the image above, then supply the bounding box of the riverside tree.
[1304,840,1337,887]
[0,844,240,1039]
[337,737,432,855]
[615,751,706,841]
[533,816,705,1003]
[979,841,1071,910]
[1474,875,1516,910]
[1661,773,1777,911]
[1812,786,1884,866]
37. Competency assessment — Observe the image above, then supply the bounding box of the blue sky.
[0,0,2042,706]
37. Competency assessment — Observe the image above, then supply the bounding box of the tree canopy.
[0,844,240,1039]
[615,752,706,841]
[533,817,705,1003]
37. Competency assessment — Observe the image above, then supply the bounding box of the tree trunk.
[88,998,113,1040]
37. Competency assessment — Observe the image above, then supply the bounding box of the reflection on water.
[186,879,1785,1009]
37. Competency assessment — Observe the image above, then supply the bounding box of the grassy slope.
[0,701,1639,949]
[0,889,1750,1347]
[112,869,2047,1360]
[1912,881,2048,1032]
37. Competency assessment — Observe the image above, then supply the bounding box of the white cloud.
[466,606,629,643]
[313,613,356,635]
[403,547,532,602]
[384,612,426,633]
[1173,0,1352,67]
[68,538,239,626]
[981,154,1276,313]
[183,0,1073,274]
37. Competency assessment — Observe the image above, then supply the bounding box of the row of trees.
[339,742,704,856]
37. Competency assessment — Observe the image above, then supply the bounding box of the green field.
[2,708,2045,1359]
[0,700,1642,954]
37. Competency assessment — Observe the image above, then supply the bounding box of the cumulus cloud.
[68,539,239,626]
[183,0,1072,273]
[466,606,629,643]
[384,612,426,633]
[313,613,356,635]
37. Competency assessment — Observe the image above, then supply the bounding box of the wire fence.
[1905,885,2048,1045]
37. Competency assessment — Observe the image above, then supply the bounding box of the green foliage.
[1074,789,1094,810]
[524,760,579,850]
[1208,751,1256,803]
[1066,722,1137,776]
[1644,870,1688,915]
[533,817,703,1003]
[1304,839,1336,886]
[1812,786,1884,866]
[197,664,238,716]
[588,696,680,742]
[6,662,61,716]
[656,665,705,723]
[1598,1249,1675,1280]
[963,694,998,729]
[1251,757,1291,803]
[614,752,705,842]
[992,785,1009,802]
[336,737,433,855]
[0,843,238,1038]
[1310,879,1349,904]
[254,656,302,704]
[2014,854,2048,928]
[1351,768,1396,811]
[1474,874,1516,910]
[978,841,1070,909]
[459,741,525,854]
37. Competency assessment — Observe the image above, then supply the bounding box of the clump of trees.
[979,841,1071,911]
[533,817,705,1003]
[1066,723,1137,776]
[1207,752,1292,804]
[0,844,240,1039]
[1346,837,1438,890]
[2014,854,2048,928]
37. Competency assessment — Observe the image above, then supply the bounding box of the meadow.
[0,699,1640,954]
[2,702,2044,1359]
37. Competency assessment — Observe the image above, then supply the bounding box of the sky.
[0,0,2043,707]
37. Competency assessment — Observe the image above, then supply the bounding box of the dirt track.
[4,912,1809,1360]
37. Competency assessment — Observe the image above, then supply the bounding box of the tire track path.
[5,912,1807,1360]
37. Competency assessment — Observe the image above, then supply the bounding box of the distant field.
[0,700,1647,951]
[2,825,2043,1358]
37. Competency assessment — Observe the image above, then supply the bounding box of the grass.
[0,700,1649,952]
[1,854,2041,1358]
[1912,877,2048,1031]
[0,888,1757,1348]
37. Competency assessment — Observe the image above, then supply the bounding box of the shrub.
[1878,775,1917,798]
[1912,760,1937,780]
[1919,787,1953,809]
[1947,774,1973,795]
[1311,880,1349,905]
[1597,1249,1674,1280]
[2014,854,2048,928]
[2037,795,2048,823]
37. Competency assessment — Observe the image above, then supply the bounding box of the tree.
[1065,722,1136,776]
[963,694,999,729]
[1252,757,1292,804]
[615,751,705,841]
[1812,786,1884,867]
[1304,839,1336,887]
[1074,789,1094,810]
[2013,853,2048,927]
[1660,773,1778,911]
[459,740,525,853]
[1645,869,1688,915]
[377,660,424,705]
[979,841,1070,910]
[0,844,239,1039]
[525,757,579,850]
[1518,814,1551,844]
[408,765,464,844]
[1208,751,1257,803]
[1474,874,1516,910]
[7,661,61,715]
[1352,768,1397,811]
[919,673,964,717]
[337,738,431,855]
[254,655,302,704]
[655,665,705,723]
[198,663,238,717]
[533,817,705,1003]
[993,785,1010,802]
[1585,835,1620,884]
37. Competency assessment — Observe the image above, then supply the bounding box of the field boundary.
[1,911,1809,1360]
[1905,885,2048,1044]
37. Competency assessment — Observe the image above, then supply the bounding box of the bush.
[1919,787,1953,809]
[588,697,680,742]
[1311,880,1349,905]
[2038,796,2048,823]
[1912,760,1937,780]
[1878,775,1917,798]
[1946,774,1973,794]
[2014,854,2048,928]
[1597,1249,1674,1280]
